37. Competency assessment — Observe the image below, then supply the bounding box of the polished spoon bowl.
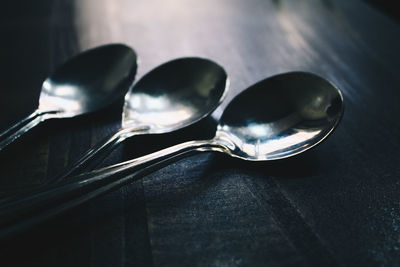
[0,43,137,150]
[50,57,229,182]
[0,71,343,238]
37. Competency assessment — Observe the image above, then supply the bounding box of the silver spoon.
[49,57,229,182]
[0,72,343,238]
[0,44,137,150]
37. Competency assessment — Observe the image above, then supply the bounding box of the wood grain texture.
[0,0,399,266]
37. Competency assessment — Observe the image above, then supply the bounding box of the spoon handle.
[47,126,150,185]
[0,110,46,151]
[0,139,223,239]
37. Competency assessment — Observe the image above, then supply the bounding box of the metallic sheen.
[0,72,343,238]
[215,71,344,160]
[0,44,137,150]
[56,57,228,179]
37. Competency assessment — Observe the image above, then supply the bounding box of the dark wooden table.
[1,0,400,266]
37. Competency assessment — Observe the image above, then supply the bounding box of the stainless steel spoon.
[0,44,137,150]
[50,57,229,182]
[0,72,343,238]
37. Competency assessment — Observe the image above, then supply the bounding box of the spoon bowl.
[216,71,343,160]
[0,43,137,150]
[123,58,228,133]
[39,43,137,117]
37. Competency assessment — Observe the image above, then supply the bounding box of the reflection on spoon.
[0,72,343,238]
[51,57,228,182]
[0,44,137,150]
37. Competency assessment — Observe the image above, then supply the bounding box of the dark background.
[1,0,400,266]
